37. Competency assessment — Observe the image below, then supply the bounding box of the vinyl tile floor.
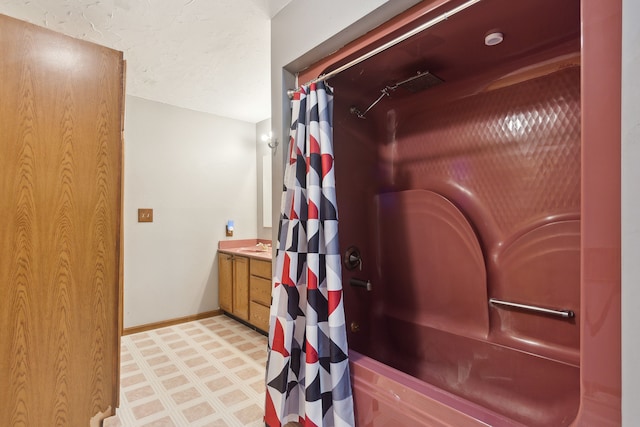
[105,315,268,427]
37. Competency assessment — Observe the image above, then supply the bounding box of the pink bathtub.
[349,350,522,427]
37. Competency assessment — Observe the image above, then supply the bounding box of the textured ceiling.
[1,0,290,123]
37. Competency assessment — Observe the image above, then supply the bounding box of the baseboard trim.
[123,309,223,335]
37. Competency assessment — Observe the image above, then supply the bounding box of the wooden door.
[233,256,250,320]
[0,15,124,426]
[218,254,234,312]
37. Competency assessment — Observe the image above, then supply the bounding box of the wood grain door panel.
[233,256,250,321]
[218,254,234,312]
[0,15,123,426]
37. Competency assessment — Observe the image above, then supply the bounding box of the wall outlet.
[138,208,153,223]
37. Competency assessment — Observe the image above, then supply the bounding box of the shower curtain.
[265,81,354,427]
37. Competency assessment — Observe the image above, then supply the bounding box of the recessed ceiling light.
[485,32,504,46]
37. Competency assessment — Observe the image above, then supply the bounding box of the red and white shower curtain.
[265,82,355,427]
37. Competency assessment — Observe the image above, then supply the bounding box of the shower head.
[350,70,444,119]
[389,71,444,93]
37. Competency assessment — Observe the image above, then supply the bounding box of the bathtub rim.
[349,349,530,427]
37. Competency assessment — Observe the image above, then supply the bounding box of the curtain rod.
[287,0,483,98]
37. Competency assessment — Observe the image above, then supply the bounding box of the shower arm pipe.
[489,298,575,319]
[351,87,391,118]
[288,0,483,96]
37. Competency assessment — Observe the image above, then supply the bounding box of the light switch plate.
[138,208,153,223]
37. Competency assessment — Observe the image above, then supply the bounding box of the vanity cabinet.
[249,258,272,332]
[218,253,249,321]
[218,248,272,332]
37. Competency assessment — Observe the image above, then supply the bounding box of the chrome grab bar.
[489,298,575,319]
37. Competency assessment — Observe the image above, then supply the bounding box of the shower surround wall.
[334,65,581,426]
[291,0,621,425]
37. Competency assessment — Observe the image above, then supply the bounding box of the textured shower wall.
[380,67,581,248]
[332,101,380,352]
[332,67,583,425]
[334,66,582,360]
[379,67,582,358]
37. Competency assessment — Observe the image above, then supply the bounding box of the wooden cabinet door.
[0,15,123,426]
[218,254,234,312]
[233,256,250,321]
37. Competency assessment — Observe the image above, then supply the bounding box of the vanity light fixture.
[262,131,279,150]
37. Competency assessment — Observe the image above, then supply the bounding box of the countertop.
[218,238,272,261]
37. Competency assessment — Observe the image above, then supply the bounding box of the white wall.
[622,0,640,423]
[124,96,257,328]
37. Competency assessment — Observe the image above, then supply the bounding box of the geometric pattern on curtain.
[264,81,355,427]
